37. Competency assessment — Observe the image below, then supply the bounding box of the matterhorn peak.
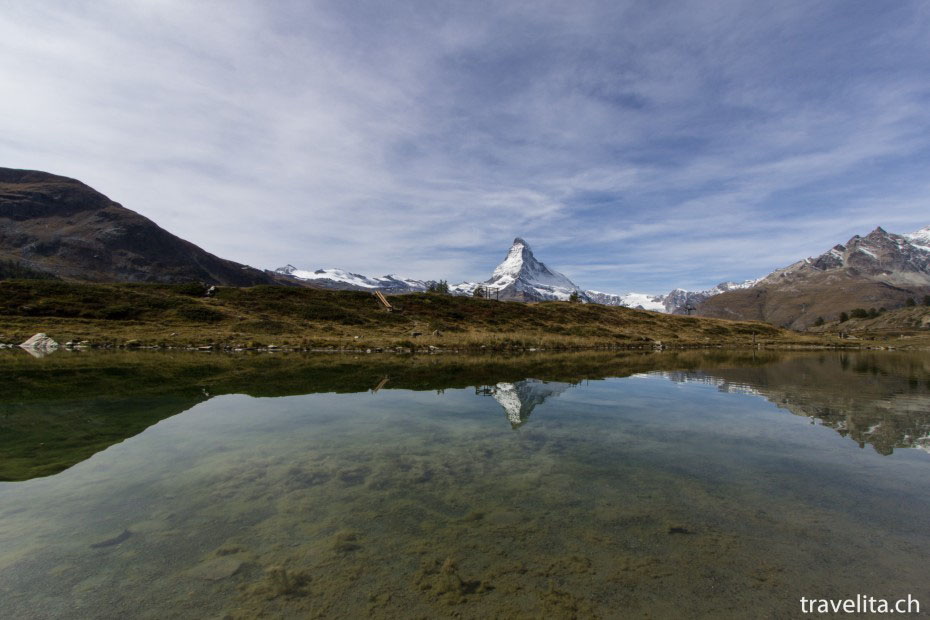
[485,237,586,302]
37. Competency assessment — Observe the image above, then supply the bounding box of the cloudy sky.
[2,1,929,293]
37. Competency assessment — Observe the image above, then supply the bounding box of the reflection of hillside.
[657,353,930,456]
[3,349,928,480]
[490,380,575,427]
[2,349,780,481]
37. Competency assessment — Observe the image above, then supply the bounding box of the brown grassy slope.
[697,271,926,329]
[0,279,830,350]
[805,305,930,347]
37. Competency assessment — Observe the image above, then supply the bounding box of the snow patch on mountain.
[906,226,930,251]
[450,281,482,296]
[275,266,431,292]
[288,268,382,288]
[658,279,762,314]
[585,290,666,311]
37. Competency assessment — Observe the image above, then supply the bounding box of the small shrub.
[839,312,849,323]
[102,305,139,320]
[906,297,916,307]
[813,316,824,326]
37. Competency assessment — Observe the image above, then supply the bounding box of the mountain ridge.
[277,237,594,303]
[5,167,927,328]
[0,167,276,286]
[696,225,930,328]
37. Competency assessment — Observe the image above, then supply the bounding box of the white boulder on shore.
[20,333,59,351]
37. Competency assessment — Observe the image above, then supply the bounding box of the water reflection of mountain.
[3,350,929,480]
[657,353,930,456]
[488,380,575,427]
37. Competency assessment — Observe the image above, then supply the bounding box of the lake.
[1,350,928,618]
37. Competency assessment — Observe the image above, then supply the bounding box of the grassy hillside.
[0,279,828,351]
[696,274,929,330]
[808,304,930,348]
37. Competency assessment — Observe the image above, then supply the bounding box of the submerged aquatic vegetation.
[1,350,929,617]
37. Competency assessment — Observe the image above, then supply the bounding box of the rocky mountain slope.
[696,226,930,329]
[659,279,762,314]
[0,168,274,286]
[582,290,666,311]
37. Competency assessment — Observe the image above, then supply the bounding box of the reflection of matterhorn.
[487,379,575,427]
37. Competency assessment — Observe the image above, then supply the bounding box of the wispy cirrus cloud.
[1,0,929,293]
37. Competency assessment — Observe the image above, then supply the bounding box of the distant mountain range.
[0,168,276,286]
[697,226,930,328]
[278,237,667,306]
[3,167,928,329]
[277,224,930,325]
[277,237,593,302]
[276,237,764,312]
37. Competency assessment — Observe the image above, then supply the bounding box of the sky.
[2,0,930,294]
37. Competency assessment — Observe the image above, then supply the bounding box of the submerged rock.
[186,556,243,581]
[89,529,131,549]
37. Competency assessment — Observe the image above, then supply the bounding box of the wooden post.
[373,291,392,311]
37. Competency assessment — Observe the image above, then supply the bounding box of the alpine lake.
[1,348,928,619]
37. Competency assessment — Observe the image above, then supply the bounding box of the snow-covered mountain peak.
[486,237,585,301]
[492,238,532,280]
[905,225,930,250]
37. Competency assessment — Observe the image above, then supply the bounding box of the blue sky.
[2,1,929,293]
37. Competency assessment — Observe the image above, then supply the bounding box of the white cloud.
[1,0,928,292]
